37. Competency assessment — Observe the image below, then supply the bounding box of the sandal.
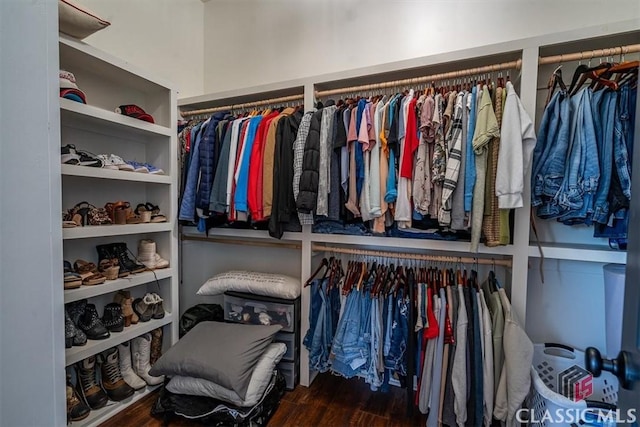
[98,259,120,281]
[134,204,152,223]
[144,203,167,223]
[63,261,82,289]
[74,259,106,286]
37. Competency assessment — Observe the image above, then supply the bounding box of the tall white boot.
[132,333,164,386]
[118,341,147,390]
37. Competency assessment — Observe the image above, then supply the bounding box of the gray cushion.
[149,321,281,399]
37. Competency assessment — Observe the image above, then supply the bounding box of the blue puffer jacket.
[196,112,227,212]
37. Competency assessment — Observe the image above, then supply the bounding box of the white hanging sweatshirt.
[496,81,536,209]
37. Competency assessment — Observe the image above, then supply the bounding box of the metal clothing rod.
[311,244,512,268]
[182,234,301,250]
[538,43,640,65]
[180,93,304,117]
[314,59,522,98]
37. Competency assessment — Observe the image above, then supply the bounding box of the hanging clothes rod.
[180,93,304,117]
[538,43,640,65]
[314,59,522,98]
[181,234,302,250]
[311,244,512,268]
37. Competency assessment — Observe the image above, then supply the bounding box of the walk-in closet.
[1,1,639,426]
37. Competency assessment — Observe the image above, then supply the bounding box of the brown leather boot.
[149,327,163,366]
[114,290,138,326]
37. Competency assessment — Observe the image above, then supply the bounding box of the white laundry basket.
[525,343,619,427]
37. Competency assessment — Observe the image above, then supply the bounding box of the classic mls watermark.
[559,365,593,401]
[516,408,637,424]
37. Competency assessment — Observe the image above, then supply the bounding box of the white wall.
[203,0,640,93]
[81,0,204,98]
[1,0,66,425]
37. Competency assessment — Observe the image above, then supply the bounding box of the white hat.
[59,70,79,89]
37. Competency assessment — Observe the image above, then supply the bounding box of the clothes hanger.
[304,257,329,287]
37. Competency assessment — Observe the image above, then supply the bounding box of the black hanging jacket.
[269,110,304,239]
[296,108,323,213]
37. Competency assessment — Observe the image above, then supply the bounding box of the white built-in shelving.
[60,33,178,427]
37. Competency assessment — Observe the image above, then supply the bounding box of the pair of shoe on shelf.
[133,292,165,323]
[64,260,107,289]
[66,300,115,344]
[97,242,147,277]
[67,330,164,421]
[104,201,167,225]
[61,144,164,174]
[138,239,169,270]
[113,290,165,326]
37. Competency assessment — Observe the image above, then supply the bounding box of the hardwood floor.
[99,373,427,426]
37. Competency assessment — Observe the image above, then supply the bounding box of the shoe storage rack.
[59,34,178,426]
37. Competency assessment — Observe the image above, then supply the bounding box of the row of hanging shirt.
[178,106,306,238]
[303,257,533,427]
[531,60,638,249]
[297,79,536,251]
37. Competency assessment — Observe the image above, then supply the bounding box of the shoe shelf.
[61,164,172,184]
[63,222,174,240]
[66,314,173,366]
[69,384,161,427]
[528,243,627,264]
[64,268,175,304]
[60,98,172,139]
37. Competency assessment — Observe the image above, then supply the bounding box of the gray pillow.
[149,321,282,399]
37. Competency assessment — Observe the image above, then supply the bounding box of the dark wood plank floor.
[99,373,427,427]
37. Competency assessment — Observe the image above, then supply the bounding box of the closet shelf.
[61,164,172,184]
[60,98,172,138]
[63,223,173,240]
[528,244,627,264]
[311,233,516,256]
[59,35,173,92]
[70,384,161,427]
[65,314,173,366]
[64,269,174,304]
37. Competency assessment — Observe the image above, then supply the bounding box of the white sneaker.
[97,154,118,170]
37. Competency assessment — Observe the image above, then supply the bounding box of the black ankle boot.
[102,303,125,332]
[78,304,110,340]
[96,243,130,277]
[112,242,146,274]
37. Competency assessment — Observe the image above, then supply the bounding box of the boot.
[99,347,135,401]
[102,303,124,332]
[118,342,146,390]
[149,328,163,366]
[76,356,108,409]
[65,309,87,348]
[77,303,110,340]
[132,294,156,322]
[66,375,90,422]
[96,243,129,278]
[112,242,146,274]
[131,333,164,386]
[150,293,165,319]
[114,290,138,326]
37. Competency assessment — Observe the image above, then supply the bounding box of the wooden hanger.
[305,258,328,287]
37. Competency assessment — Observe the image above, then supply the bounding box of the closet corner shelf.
[311,233,516,256]
[65,314,173,366]
[181,227,303,243]
[70,384,161,427]
[63,222,174,240]
[59,34,174,91]
[60,98,173,138]
[61,164,172,184]
[528,244,627,264]
[64,268,175,304]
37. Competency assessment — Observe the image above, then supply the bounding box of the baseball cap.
[60,70,87,104]
[115,104,155,123]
